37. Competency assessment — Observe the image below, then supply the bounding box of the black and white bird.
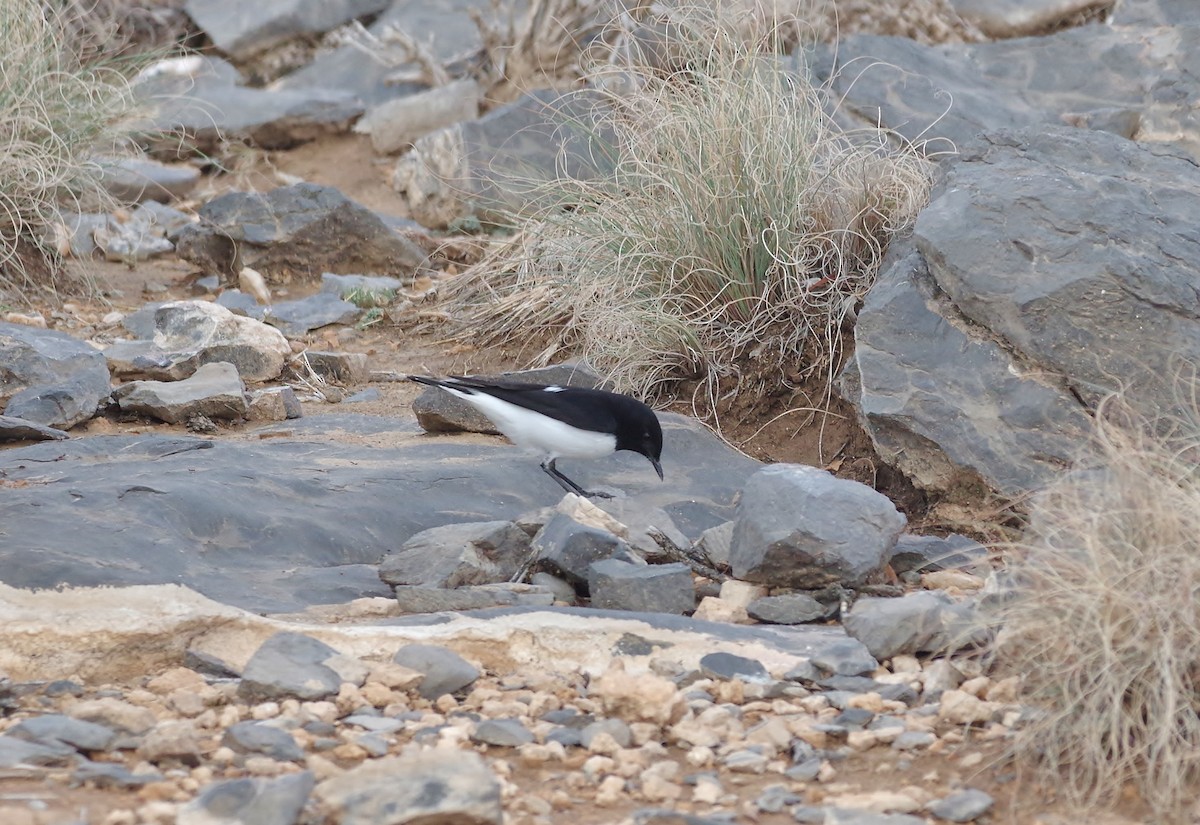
[408,375,664,498]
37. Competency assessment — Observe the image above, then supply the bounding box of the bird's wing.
[427,376,618,434]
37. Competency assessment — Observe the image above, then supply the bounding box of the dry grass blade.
[0,0,143,297]
[443,11,931,406]
[983,381,1200,819]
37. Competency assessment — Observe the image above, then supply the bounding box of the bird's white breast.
[444,387,616,460]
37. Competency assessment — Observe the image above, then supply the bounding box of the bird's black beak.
[650,456,663,481]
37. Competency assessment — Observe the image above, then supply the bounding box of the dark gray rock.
[532,513,641,588]
[72,760,162,789]
[0,415,68,441]
[393,583,554,613]
[699,651,769,682]
[730,465,906,588]
[358,78,480,154]
[238,632,344,702]
[588,560,695,614]
[266,293,361,337]
[113,361,248,424]
[695,521,734,570]
[843,592,977,660]
[392,644,480,699]
[786,758,822,782]
[175,183,428,283]
[184,0,390,60]
[0,735,76,767]
[342,389,380,404]
[471,718,534,747]
[813,25,1200,163]
[594,498,691,563]
[279,0,488,105]
[177,771,315,825]
[0,413,753,612]
[580,718,632,749]
[0,322,111,430]
[98,156,201,204]
[216,289,268,321]
[927,789,995,822]
[747,592,834,625]
[889,534,988,575]
[297,350,370,385]
[841,247,1089,496]
[809,639,879,677]
[395,88,616,229]
[135,57,362,155]
[756,784,804,813]
[9,715,116,752]
[247,386,303,421]
[222,721,304,762]
[379,520,531,589]
[313,749,500,825]
[412,363,606,434]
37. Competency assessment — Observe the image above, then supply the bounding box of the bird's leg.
[541,459,613,499]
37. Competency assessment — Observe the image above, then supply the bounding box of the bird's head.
[615,403,664,481]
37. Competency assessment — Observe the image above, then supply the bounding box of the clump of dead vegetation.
[983,378,1200,819]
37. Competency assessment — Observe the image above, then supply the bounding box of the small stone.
[67,698,157,736]
[810,639,879,677]
[247,386,303,421]
[580,719,632,750]
[223,721,305,762]
[891,731,936,751]
[938,690,1001,726]
[296,350,369,385]
[699,651,769,682]
[587,559,695,615]
[238,632,343,702]
[927,789,995,822]
[691,596,750,624]
[137,721,202,766]
[176,771,315,825]
[392,644,480,700]
[472,719,535,747]
[747,592,834,624]
[9,714,117,752]
[722,749,769,773]
[589,665,684,726]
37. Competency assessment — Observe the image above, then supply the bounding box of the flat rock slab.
[0,416,68,442]
[174,182,428,283]
[0,413,757,613]
[135,57,362,156]
[813,23,1200,162]
[113,361,249,424]
[265,293,361,337]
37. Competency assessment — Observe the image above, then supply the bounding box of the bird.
[408,374,664,498]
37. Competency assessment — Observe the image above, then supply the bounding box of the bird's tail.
[407,375,449,389]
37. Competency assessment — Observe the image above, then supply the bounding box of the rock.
[265,293,361,337]
[938,689,1002,725]
[0,736,75,768]
[580,718,631,750]
[532,513,642,589]
[823,807,928,825]
[841,247,1088,495]
[948,0,1106,37]
[114,361,248,424]
[590,666,684,726]
[730,465,906,588]
[0,415,68,442]
[321,273,405,298]
[843,592,975,660]
[137,720,203,766]
[238,632,345,702]
[809,639,879,678]
[588,560,695,614]
[813,25,1200,163]
[891,731,936,751]
[217,289,269,321]
[247,386,303,421]
[0,322,111,429]
[135,57,362,155]
[747,593,834,625]
[94,207,177,262]
[222,721,305,762]
[471,718,534,747]
[98,156,200,203]
[184,0,390,60]
[342,388,380,404]
[716,580,768,610]
[177,771,315,825]
[392,583,554,613]
[174,183,428,283]
[357,79,480,154]
[113,299,292,383]
[279,0,487,105]
[378,520,531,589]
[394,88,615,229]
[72,760,161,789]
[296,351,370,385]
[530,572,575,604]
[699,651,769,682]
[391,644,479,700]
[0,413,750,612]
[927,788,995,822]
[314,748,501,825]
[594,498,691,563]
[1113,0,1200,24]
[8,715,116,752]
[889,534,987,575]
[66,698,157,737]
[695,521,734,569]
[412,363,606,434]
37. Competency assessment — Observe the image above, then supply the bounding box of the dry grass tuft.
[984,380,1200,819]
[442,11,931,406]
[0,0,144,296]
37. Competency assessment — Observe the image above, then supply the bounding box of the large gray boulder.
[845,126,1200,495]
[0,323,110,430]
[729,465,906,589]
[184,0,391,60]
[175,183,428,283]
